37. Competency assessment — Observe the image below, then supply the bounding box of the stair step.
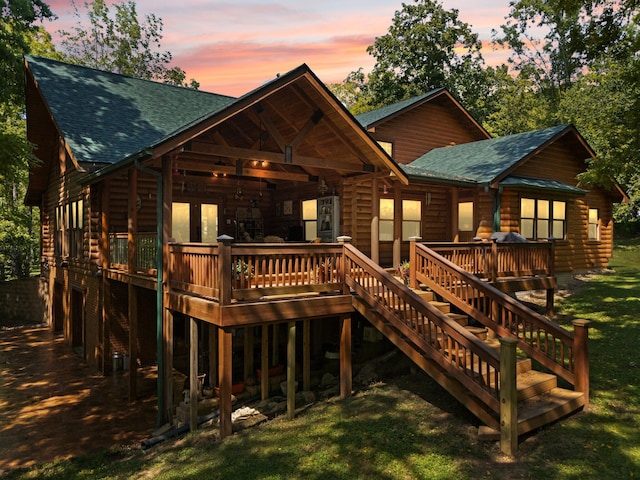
[516,370,557,400]
[446,313,468,326]
[429,301,450,313]
[478,388,585,440]
[412,289,435,302]
[465,326,487,340]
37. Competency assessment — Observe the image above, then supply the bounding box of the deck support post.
[219,327,233,438]
[261,325,269,400]
[163,309,173,425]
[128,283,138,401]
[573,319,591,408]
[339,315,352,399]
[409,237,421,289]
[100,180,111,375]
[272,323,279,366]
[303,319,311,391]
[499,337,519,456]
[286,321,296,420]
[244,326,254,384]
[208,325,217,388]
[127,169,138,401]
[189,316,198,432]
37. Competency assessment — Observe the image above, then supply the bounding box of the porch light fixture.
[383,183,388,195]
[252,160,270,168]
[235,183,243,200]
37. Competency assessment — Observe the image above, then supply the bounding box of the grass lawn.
[5,239,640,480]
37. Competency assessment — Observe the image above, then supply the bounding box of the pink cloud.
[177,34,378,95]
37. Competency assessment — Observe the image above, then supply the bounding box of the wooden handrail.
[413,242,579,386]
[168,242,345,301]
[425,241,553,280]
[342,243,501,412]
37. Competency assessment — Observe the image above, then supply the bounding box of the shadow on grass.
[137,385,485,480]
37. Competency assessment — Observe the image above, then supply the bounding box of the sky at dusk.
[43,0,513,97]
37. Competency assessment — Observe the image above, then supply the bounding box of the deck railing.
[168,241,345,302]
[425,241,554,281]
[411,242,586,389]
[108,232,157,272]
[342,243,501,413]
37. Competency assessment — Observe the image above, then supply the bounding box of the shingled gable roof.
[405,124,583,187]
[25,56,408,186]
[354,88,490,138]
[24,55,236,169]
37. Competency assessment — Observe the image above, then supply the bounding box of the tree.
[492,0,640,232]
[0,0,54,104]
[483,65,553,137]
[0,1,54,279]
[58,0,198,88]
[355,0,491,119]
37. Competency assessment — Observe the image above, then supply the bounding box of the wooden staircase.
[343,243,589,452]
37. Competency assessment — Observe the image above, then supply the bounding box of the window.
[302,199,317,241]
[520,198,566,240]
[55,205,65,257]
[377,141,393,157]
[69,200,83,258]
[379,198,394,241]
[172,202,190,243]
[55,199,83,258]
[201,204,218,243]
[458,202,474,232]
[402,199,422,240]
[588,208,599,240]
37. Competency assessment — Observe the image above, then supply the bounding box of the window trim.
[588,207,600,241]
[401,199,422,241]
[302,199,317,242]
[520,197,566,240]
[379,197,394,241]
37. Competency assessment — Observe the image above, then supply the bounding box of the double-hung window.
[69,200,83,258]
[55,199,84,259]
[402,200,422,240]
[520,198,566,240]
[302,199,317,241]
[588,208,599,240]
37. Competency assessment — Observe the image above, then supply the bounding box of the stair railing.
[412,241,581,387]
[342,243,501,412]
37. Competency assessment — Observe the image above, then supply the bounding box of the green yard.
[5,239,640,480]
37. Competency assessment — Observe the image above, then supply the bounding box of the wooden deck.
[104,237,585,454]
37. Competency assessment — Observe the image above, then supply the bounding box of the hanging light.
[383,183,388,195]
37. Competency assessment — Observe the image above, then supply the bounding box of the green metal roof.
[500,176,587,195]
[355,89,444,129]
[406,124,570,185]
[25,55,236,167]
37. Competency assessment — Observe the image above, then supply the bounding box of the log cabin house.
[23,55,625,452]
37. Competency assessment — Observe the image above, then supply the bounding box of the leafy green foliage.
[0,0,54,103]
[58,0,198,88]
[347,0,491,120]
[0,2,52,279]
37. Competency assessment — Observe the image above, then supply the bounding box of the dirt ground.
[0,326,158,473]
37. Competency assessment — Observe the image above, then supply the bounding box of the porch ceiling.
[150,68,408,185]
